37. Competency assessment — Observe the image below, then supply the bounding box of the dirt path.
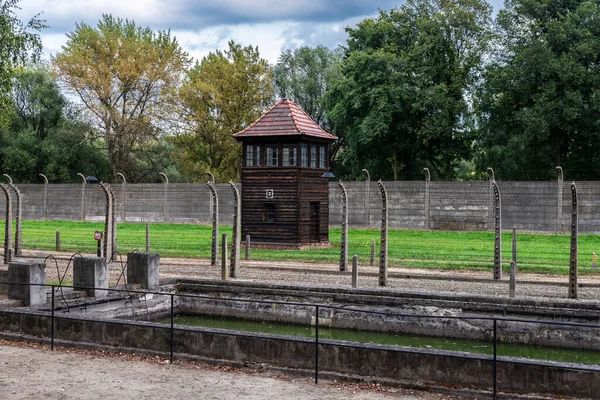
[0,341,457,400]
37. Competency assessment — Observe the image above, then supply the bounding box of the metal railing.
[1,281,600,398]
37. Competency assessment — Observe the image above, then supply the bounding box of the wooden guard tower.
[233,99,338,247]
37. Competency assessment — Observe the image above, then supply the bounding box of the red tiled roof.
[233,99,338,141]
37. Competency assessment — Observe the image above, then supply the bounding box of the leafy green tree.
[53,14,190,182]
[475,0,600,180]
[173,41,272,182]
[326,0,492,180]
[275,46,342,130]
[0,66,110,182]
[0,0,44,125]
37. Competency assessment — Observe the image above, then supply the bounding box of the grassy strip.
[2,220,600,275]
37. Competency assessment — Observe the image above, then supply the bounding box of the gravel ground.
[30,249,600,302]
[0,340,459,400]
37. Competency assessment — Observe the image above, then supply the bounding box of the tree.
[172,41,272,182]
[475,0,600,180]
[0,66,110,182]
[275,46,342,130]
[0,0,44,125]
[53,14,190,181]
[326,0,492,180]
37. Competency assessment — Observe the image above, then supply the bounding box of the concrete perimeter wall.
[0,309,598,398]
[1,181,599,232]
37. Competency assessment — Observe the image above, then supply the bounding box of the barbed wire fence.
[0,180,598,275]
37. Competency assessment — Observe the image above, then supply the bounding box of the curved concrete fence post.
[569,182,578,299]
[77,173,86,221]
[229,180,241,278]
[487,167,495,231]
[423,168,430,229]
[0,184,13,264]
[3,175,21,257]
[361,169,370,227]
[117,172,126,222]
[377,180,388,287]
[207,174,219,267]
[556,166,564,234]
[338,180,348,272]
[159,172,169,222]
[39,174,48,220]
[7,183,22,257]
[492,181,502,280]
[99,183,114,262]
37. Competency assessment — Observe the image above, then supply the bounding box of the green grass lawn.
[2,220,600,275]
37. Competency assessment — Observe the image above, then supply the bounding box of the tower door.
[309,202,320,242]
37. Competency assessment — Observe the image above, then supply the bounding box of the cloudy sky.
[16,0,504,65]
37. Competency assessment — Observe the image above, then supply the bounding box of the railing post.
[493,319,497,399]
[314,305,319,384]
[492,181,502,280]
[423,168,430,229]
[338,181,348,272]
[170,293,174,363]
[51,284,55,351]
[569,182,578,299]
[377,180,388,286]
[229,181,241,278]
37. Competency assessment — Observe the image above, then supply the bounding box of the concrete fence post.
[338,180,348,272]
[509,261,516,298]
[492,181,502,280]
[221,233,228,280]
[487,167,495,231]
[370,238,375,266]
[117,172,127,222]
[55,230,61,252]
[99,183,114,262]
[4,178,22,257]
[207,174,219,267]
[146,223,150,252]
[229,181,241,278]
[512,226,517,266]
[245,235,251,261]
[39,174,48,220]
[569,182,578,299]
[377,180,388,287]
[159,172,169,222]
[362,169,370,227]
[0,184,13,264]
[77,173,86,221]
[423,168,430,229]
[352,255,358,288]
[556,166,563,234]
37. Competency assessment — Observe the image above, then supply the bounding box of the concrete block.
[73,257,108,298]
[8,261,46,306]
[127,252,160,290]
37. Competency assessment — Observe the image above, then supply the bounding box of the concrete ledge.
[0,309,598,398]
